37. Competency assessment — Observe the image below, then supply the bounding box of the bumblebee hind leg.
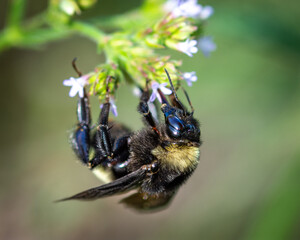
[70,80,132,182]
[89,85,132,180]
[70,88,130,172]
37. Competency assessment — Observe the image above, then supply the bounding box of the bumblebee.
[59,69,201,211]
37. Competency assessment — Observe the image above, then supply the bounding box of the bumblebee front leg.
[71,91,91,165]
[138,85,159,135]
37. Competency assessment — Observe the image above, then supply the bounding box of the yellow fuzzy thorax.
[151,143,200,172]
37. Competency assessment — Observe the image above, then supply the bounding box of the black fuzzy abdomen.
[128,128,159,171]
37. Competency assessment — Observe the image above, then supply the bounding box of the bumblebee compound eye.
[166,116,184,137]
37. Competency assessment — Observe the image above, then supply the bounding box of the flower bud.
[59,0,81,16]
[78,0,97,9]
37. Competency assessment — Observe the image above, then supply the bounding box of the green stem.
[0,26,70,52]
[25,12,48,30]
[70,21,106,44]
[0,19,107,52]
[0,2,150,53]
[89,10,148,30]
[7,0,27,28]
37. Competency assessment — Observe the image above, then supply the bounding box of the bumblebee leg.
[89,80,115,168]
[71,91,91,165]
[113,135,130,156]
[138,86,159,135]
[110,135,131,177]
[96,101,113,157]
[90,135,131,171]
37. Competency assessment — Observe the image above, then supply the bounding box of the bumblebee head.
[158,69,201,143]
[160,103,200,142]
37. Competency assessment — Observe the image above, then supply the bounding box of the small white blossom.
[198,36,216,57]
[164,0,177,13]
[100,98,118,117]
[177,39,198,57]
[63,75,89,98]
[132,87,142,97]
[164,0,214,20]
[183,72,197,86]
[150,82,172,103]
[198,6,214,20]
[59,0,80,16]
[170,0,202,18]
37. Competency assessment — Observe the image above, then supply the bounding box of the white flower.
[164,0,214,20]
[170,0,202,18]
[63,75,89,98]
[150,82,172,103]
[132,87,142,97]
[198,36,216,57]
[198,6,214,20]
[100,98,118,117]
[59,0,80,16]
[177,39,198,57]
[163,0,178,13]
[183,72,197,86]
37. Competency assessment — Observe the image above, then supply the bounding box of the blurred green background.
[0,0,299,239]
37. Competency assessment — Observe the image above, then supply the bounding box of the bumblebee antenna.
[181,86,194,115]
[72,58,82,77]
[164,68,185,110]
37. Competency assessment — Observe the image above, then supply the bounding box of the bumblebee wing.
[57,167,146,201]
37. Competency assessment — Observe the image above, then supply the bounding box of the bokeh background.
[0,0,299,239]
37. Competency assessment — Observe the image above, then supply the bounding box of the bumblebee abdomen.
[92,166,114,183]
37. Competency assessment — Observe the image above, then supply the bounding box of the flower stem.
[70,21,107,45]
[7,0,26,28]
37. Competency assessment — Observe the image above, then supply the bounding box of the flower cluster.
[164,0,214,20]
[63,0,216,116]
